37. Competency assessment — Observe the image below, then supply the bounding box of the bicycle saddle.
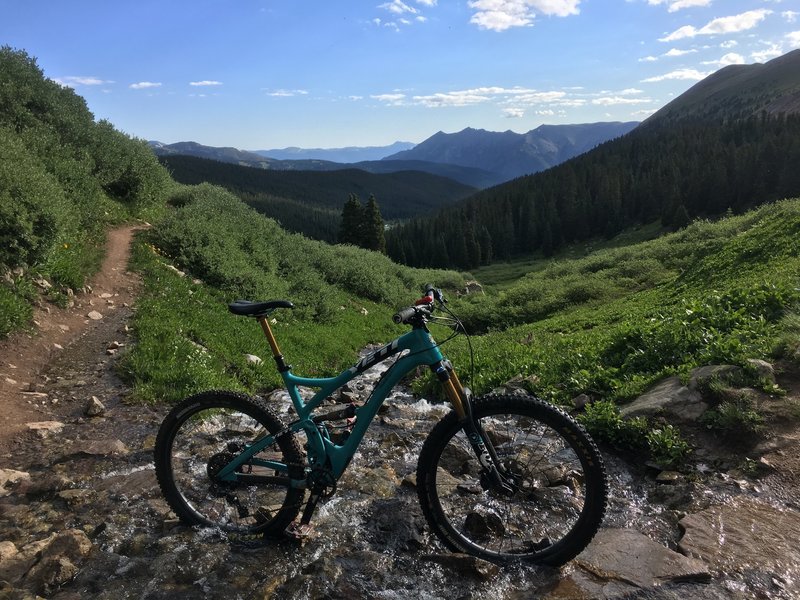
[228,300,294,317]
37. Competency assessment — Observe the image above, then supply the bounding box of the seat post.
[258,317,290,372]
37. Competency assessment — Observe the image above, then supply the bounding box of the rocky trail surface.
[1,228,800,599]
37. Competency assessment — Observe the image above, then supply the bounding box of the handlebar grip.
[392,307,417,324]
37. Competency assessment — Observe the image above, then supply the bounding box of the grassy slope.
[439,199,800,405]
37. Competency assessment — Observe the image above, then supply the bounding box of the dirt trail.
[0,225,143,455]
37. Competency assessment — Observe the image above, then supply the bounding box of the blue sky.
[2,0,799,149]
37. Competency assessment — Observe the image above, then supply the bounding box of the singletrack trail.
[0,225,144,454]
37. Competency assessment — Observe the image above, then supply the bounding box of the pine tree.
[339,194,363,246]
[362,194,386,253]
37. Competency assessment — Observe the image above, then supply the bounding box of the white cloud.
[659,9,772,42]
[720,39,738,48]
[371,93,407,104]
[380,0,418,15]
[783,11,798,24]
[701,52,746,66]
[639,55,658,62]
[189,80,222,87]
[503,107,525,118]
[265,89,309,97]
[468,0,580,32]
[647,0,711,12]
[416,0,437,5]
[641,68,710,82]
[788,30,800,47]
[55,76,112,87]
[664,47,697,57]
[619,88,644,95]
[591,96,653,105]
[751,44,783,61]
[129,81,161,89]
[632,108,658,117]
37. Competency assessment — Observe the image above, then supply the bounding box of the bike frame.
[215,319,464,486]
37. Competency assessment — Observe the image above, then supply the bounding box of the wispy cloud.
[659,9,772,42]
[591,95,653,106]
[647,0,711,13]
[468,0,581,32]
[265,89,309,97]
[783,11,798,24]
[641,68,710,82]
[189,80,223,86]
[55,76,112,88]
[376,0,433,30]
[788,30,800,48]
[130,81,161,90]
[638,47,697,62]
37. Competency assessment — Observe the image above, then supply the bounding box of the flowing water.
[2,348,800,598]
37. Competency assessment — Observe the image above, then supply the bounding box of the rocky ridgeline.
[1,323,800,598]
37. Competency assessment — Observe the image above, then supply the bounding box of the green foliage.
[578,400,689,467]
[700,389,764,436]
[646,425,691,467]
[0,46,172,337]
[123,184,464,402]
[0,283,32,337]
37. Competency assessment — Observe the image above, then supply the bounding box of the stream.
[1,335,800,599]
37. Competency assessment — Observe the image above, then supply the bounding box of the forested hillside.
[160,154,477,242]
[386,51,800,270]
[388,113,800,269]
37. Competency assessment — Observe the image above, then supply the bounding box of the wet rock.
[85,396,105,417]
[574,528,710,589]
[0,469,31,497]
[656,471,681,484]
[0,533,55,583]
[0,541,17,561]
[620,377,708,423]
[678,497,800,587]
[421,553,499,581]
[26,421,64,437]
[23,530,93,596]
[72,439,129,457]
[22,473,73,498]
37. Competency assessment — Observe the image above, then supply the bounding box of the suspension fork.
[433,361,514,494]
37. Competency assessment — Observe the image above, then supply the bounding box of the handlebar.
[392,284,445,325]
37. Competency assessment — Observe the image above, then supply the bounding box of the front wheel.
[417,394,607,566]
[154,390,305,535]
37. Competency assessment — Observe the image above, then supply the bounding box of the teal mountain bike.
[154,286,607,566]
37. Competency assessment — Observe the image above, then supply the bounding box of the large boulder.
[620,377,708,423]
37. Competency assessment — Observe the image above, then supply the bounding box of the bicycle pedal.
[285,521,315,541]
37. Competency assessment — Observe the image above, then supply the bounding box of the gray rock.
[26,421,64,437]
[620,377,708,423]
[421,553,499,581]
[87,310,103,320]
[679,497,800,580]
[0,469,30,497]
[575,528,710,588]
[85,396,105,417]
[687,365,742,391]
[245,353,263,365]
[746,358,775,384]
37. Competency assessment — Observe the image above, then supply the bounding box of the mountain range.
[383,122,638,182]
[149,121,637,188]
[254,141,414,163]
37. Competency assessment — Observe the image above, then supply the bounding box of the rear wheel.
[154,390,304,535]
[417,394,606,566]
